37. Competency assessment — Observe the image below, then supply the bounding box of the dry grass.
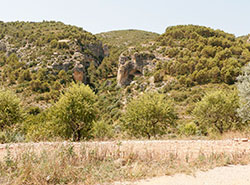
[0,140,249,185]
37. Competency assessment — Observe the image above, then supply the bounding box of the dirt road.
[130,164,250,185]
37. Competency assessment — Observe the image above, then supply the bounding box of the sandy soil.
[127,164,250,185]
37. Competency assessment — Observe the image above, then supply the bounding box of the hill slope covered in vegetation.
[0,22,249,143]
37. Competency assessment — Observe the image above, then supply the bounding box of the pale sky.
[1,0,249,36]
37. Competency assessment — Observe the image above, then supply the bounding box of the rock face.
[85,41,104,61]
[73,62,86,84]
[103,44,109,57]
[117,50,155,86]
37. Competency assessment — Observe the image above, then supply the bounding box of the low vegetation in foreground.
[0,142,249,185]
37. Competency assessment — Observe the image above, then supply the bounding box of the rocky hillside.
[0,22,250,130]
[116,25,250,88]
[107,25,250,125]
[0,21,106,107]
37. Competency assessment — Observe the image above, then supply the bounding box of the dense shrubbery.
[122,92,178,139]
[24,83,97,141]
[48,83,97,141]
[192,90,240,134]
[0,21,102,104]
[0,90,23,130]
[0,23,249,142]
[155,25,249,86]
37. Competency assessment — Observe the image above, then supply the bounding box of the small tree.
[50,83,97,141]
[122,92,177,139]
[0,90,23,130]
[237,63,250,122]
[192,90,239,134]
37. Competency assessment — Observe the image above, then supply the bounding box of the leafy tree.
[122,92,177,139]
[237,63,250,122]
[192,90,239,134]
[0,90,23,130]
[49,83,97,141]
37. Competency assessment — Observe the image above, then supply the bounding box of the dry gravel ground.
[120,164,250,185]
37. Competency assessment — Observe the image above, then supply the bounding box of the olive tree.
[50,83,97,141]
[122,92,177,139]
[237,63,250,122]
[0,90,23,130]
[192,90,239,134]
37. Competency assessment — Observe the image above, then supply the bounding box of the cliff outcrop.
[117,49,155,86]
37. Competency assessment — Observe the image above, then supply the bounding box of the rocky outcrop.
[117,50,155,86]
[247,37,250,43]
[103,44,109,57]
[0,42,6,52]
[85,41,104,61]
[73,62,86,84]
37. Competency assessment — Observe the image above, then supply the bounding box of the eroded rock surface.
[117,50,155,86]
[73,62,86,83]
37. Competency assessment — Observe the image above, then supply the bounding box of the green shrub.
[50,39,58,48]
[0,90,23,130]
[192,90,239,134]
[23,112,53,141]
[92,120,114,139]
[26,106,41,115]
[49,83,97,141]
[180,122,197,136]
[18,69,31,83]
[30,79,42,92]
[122,92,178,139]
[153,70,164,83]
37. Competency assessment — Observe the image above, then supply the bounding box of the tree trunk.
[73,129,81,141]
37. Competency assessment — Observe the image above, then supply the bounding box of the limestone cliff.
[117,49,155,86]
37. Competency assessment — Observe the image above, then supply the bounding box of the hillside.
[0,22,249,143]
[94,30,159,82]
[111,25,250,126]
[0,21,105,108]
[96,29,159,48]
